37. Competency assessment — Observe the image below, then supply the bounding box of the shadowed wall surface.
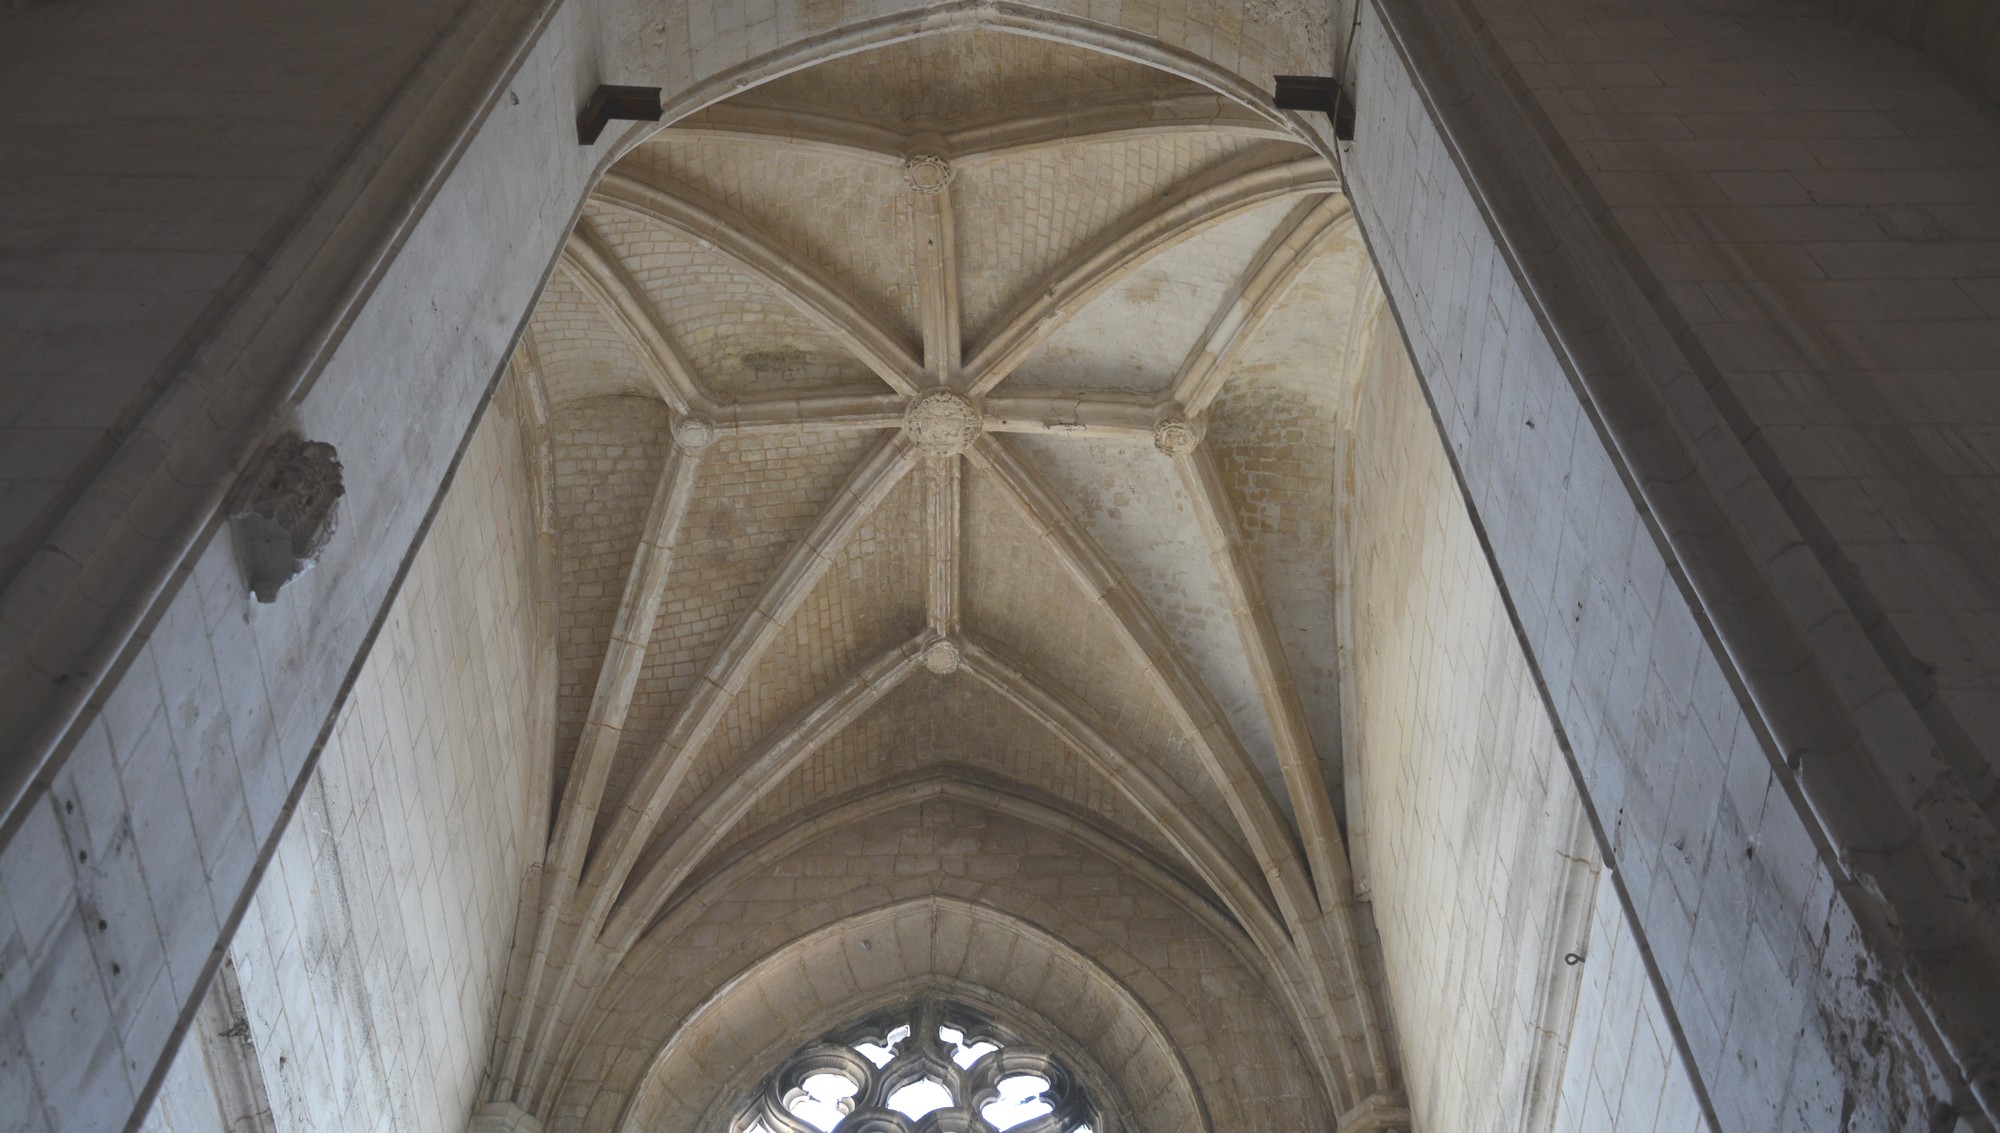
[3,2,1998,1132]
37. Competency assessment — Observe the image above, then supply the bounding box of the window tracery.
[728,1001,1101,1133]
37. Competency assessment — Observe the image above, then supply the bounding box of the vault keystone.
[1153,413,1200,457]
[921,637,963,675]
[673,413,717,452]
[904,389,982,456]
[902,153,955,196]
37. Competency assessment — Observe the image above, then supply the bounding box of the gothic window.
[728,1001,1101,1133]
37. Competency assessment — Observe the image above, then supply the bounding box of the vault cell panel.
[708,677,1177,879]
[1008,434,1294,832]
[1007,197,1299,394]
[594,429,891,843]
[528,270,661,404]
[1214,237,1372,405]
[956,134,1269,350]
[744,30,1195,132]
[549,396,675,804]
[961,462,1247,853]
[621,136,919,344]
[585,209,882,397]
[1206,243,1373,806]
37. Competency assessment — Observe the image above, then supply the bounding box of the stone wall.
[0,4,597,1127]
[133,384,552,1133]
[7,0,1999,1128]
[0,0,469,583]
[1340,309,1707,1133]
[1344,0,1999,1122]
[1478,0,2000,813]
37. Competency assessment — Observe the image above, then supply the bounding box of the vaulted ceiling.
[491,29,1398,1133]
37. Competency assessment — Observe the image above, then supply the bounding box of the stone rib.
[709,392,907,434]
[1178,443,1397,1089]
[595,171,924,395]
[946,90,1295,163]
[602,637,926,950]
[494,436,704,1096]
[1176,443,1352,904]
[981,390,1165,440]
[664,103,907,163]
[558,225,712,416]
[963,149,1338,395]
[707,390,1172,440]
[926,455,960,634]
[1174,195,1353,415]
[912,167,962,383]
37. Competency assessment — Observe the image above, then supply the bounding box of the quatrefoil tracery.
[733,1002,1098,1133]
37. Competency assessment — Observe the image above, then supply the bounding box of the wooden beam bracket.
[1273,75,1356,142]
[578,84,663,145]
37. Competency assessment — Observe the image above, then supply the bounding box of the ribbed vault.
[484,26,1403,1133]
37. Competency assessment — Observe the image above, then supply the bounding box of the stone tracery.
[731,1001,1099,1133]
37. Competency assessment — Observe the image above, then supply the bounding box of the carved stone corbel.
[229,432,345,603]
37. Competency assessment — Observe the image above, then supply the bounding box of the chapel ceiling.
[498,28,1393,1130]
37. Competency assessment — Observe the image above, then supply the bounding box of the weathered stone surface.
[901,153,955,196]
[1152,413,1199,457]
[10,3,1992,1133]
[902,389,984,457]
[920,637,962,676]
[228,433,345,603]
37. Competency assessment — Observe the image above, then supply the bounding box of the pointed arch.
[624,2,1319,164]
[668,89,1293,167]
[613,894,1220,1133]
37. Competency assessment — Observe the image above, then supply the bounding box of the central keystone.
[920,637,962,675]
[903,388,983,456]
[902,153,954,195]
